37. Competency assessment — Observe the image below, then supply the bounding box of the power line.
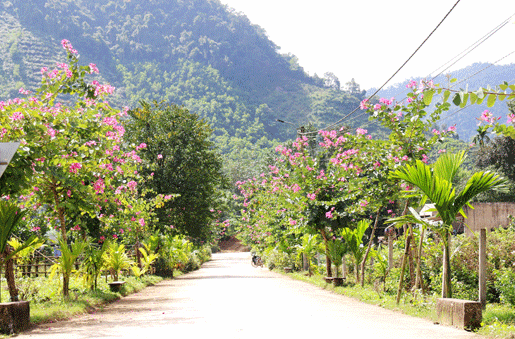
[346,49,515,130]
[430,12,515,81]
[302,0,462,135]
[340,10,515,129]
[451,50,515,88]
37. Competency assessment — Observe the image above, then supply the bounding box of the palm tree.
[472,125,491,148]
[388,151,506,298]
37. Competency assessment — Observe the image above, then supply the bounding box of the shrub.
[496,268,515,306]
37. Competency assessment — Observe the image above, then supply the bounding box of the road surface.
[19,252,483,338]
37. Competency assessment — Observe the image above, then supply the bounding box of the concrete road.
[20,252,483,338]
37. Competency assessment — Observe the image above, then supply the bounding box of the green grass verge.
[282,271,515,339]
[24,275,163,324]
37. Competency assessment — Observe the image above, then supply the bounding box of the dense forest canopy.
[0,0,367,147]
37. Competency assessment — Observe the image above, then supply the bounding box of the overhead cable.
[302,0,462,135]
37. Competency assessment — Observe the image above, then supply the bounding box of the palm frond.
[454,171,507,212]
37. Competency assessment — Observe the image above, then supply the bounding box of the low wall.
[463,202,515,235]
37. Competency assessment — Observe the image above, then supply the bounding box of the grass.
[0,273,164,326]
[281,270,515,339]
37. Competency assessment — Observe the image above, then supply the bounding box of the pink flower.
[157,154,163,159]
[137,143,147,149]
[119,228,124,234]
[289,219,297,226]
[9,112,24,121]
[89,63,99,74]
[307,193,316,200]
[438,149,446,154]
[356,128,368,135]
[69,163,82,174]
[67,190,72,197]
[61,39,78,54]
[447,125,457,132]
[508,113,515,124]
[127,181,137,190]
[360,200,368,207]
[326,211,333,219]
[359,99,369,110]
[406,80,417,89]
[138,218,145,227]
[93,178,105,194]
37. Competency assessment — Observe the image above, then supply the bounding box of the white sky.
[219,0,515,90]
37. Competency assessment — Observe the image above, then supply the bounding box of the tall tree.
[124,101,226,241]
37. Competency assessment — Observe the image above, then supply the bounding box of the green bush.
[496,268,515,306]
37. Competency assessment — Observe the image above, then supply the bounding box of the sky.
[218,0,515,91]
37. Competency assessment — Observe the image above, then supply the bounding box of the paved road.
[20,252,483,338]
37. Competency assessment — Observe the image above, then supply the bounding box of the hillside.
[0,0,368,162]
[369,63,515,142]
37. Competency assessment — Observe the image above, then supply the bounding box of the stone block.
[436,298,482,330]
[0,301,30,334]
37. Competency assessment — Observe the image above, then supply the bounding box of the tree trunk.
[51,185,67,242]
[360,209,381,286]
[320,228,332,277]
[63,273,70,298]
[396,230,412,304]
[4,250,19,301]
[408,236,415,290]
[414,227,426,291]
[136,240,142,269]
[441,233,452,298]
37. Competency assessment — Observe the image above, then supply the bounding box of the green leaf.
[469,92,477,105]
[487,94,497,107]
[450,78,457,83]
[452,93,462,106]
[443,90,451,103]
[459,93,469,108]
[423,89,434,105]
[500,84,508,91]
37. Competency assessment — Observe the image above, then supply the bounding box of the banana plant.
[388,151,506,298]
[0,201,44,302]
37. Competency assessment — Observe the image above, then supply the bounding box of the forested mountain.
[0,0,368,173]
[370,63,515,142]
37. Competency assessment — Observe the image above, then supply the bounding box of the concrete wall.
[463,202,515,235]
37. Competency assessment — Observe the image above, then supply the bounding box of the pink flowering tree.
[0,40,168,296]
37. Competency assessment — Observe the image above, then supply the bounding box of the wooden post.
[479,228,487,309]
[388,233,394,270]
[397,227,412,304]
[302,253,309,271]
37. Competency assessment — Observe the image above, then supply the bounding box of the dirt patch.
[218,236,249,252]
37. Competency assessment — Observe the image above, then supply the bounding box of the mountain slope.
[0,0,367,153]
